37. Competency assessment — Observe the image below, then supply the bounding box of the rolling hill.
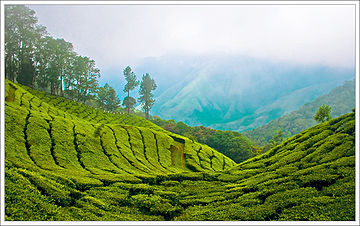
[4,79,356,221]
[133,54,355,132]
[243,80,355,146]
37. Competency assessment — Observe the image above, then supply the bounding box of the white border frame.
[1,1,359,225]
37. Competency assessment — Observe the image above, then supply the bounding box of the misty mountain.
[243,79,355,146]
[136,54,354,132]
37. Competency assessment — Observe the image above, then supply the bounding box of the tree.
[37,37,75,95]
[123,66,139,114]
[69,56,100,103]
[269,129,283,147]
[97,83,121,112]
[4,5,46,85]
[122,96,136,113]
[138,73,157,119]
[4,4,104,109]
[207,131,252,163]
[314,104,332,123]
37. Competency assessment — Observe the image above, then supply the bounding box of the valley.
[2,3,357,223]
[4,80,356,221]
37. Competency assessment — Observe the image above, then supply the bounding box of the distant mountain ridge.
[133,54,354,132]
[243,80,355,146]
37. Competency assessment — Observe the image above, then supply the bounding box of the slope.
[176,111,355,220]
[243,80,355,146]
[147,54,354,132]
[4,80,356,221]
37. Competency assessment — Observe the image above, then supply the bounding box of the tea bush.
[4,80,356,221]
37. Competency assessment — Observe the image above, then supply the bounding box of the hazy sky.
[28,4,355,71]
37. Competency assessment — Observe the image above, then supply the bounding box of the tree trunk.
[31,67,37,88]
[60,73,64,96]
[145,106,149,119]
[127,91,130,114]
[51,83,55,95]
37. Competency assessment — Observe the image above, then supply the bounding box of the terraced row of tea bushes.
[5,80,355,221]
[174,112,355,220]
[8,81,237,169]
[6,80,236,173]
[17,82,163,131]
[5,102,234,175]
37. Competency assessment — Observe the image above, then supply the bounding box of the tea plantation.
[4,80,356,221]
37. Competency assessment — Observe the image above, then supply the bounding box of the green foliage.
[96,83,121,112]
[5,5,101,103]
[138,73,157,119]
[269,129,284,147]
[123,66,139,113]
[122,96,136,113]
[151,117,253,163]
[5,5,42,84]
[244,80,355,146]
[4,80,355,221]
[314,104,332,123]
[123,66,139,94]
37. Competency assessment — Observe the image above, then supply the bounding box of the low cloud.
[29,4,355,70]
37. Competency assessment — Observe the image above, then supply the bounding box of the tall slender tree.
[138,73,157,119]
[71,56,100,103]
[123,66,139,114]
[4,5,103,107]
[4,5,46,85]
[122,96,137,113]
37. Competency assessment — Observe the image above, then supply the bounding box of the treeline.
[5,5,100,100]
[151,117,254,163]
[5,5,156,118]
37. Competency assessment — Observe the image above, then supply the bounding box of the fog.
[28,4,355,73]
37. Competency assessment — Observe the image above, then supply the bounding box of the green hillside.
[4,80,355,221]
[243,80,355,146]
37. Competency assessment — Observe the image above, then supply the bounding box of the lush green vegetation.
[5,5,157,118]
[244,80,355,146]
[314,104,332,123]
[151,117,253,163]
[5,79,355,221]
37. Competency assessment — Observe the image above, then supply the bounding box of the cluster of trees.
[122,66,157,119]
[5,5,100,102]
[5,5,157,118]
[151,117,253,163]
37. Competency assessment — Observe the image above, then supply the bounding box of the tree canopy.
[97,83,121,112]
[4,5,116,109]
[314,104,332,123]
[123,66,139,113]
[138,73,157,119]
[5,5,158,117]
[122,96,137,113]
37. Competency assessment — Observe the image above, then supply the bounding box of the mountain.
[4,80,355,221]
[243,80,355,146]
[134,54,354,132]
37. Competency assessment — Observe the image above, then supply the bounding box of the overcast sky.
[28,4,355,71]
